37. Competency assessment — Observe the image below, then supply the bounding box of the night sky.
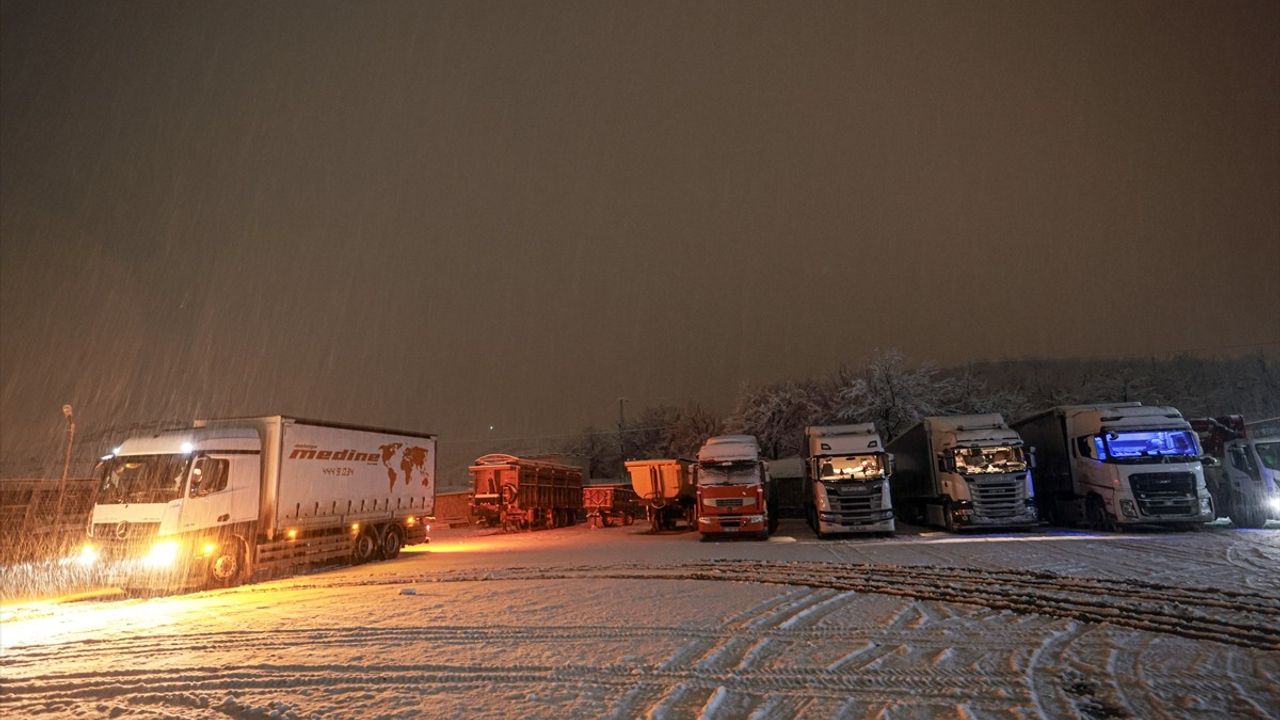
[3,1,1278,478]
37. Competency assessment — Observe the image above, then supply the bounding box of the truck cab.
[804,424,895,537]
[1016,404,1213,529]
[695,435,774,539]
[889,415,1039,530]
[1193,416,1280,528]
[85,427,263,588]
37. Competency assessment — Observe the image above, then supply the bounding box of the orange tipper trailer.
[625,458,697,532]
[695,436,776,539]
[468,454,583,532]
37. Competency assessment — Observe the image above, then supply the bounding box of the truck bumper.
[698,514,766,535]
[954,513,1041,529]
[1115,495,1214,524]
[817,510,895,534]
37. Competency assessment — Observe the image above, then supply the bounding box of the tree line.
[560,350,1280,477]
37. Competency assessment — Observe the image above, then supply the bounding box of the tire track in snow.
[410,560,1279,651]
[2,662,1059,715]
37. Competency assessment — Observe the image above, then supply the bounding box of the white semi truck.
[1012,403,1212,530]
[803,424,895,537]
[1189,416,1278,529]
[78,416,435,591]
[887,415,1038,530]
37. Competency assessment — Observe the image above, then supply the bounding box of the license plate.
[722,526,739,532]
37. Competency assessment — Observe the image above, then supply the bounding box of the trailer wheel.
[382,525,404,559]
[623,512,634,526]
[207,538,245,588]
[352,528,379,564]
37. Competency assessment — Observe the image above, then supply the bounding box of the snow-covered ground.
[3,521,1278,719]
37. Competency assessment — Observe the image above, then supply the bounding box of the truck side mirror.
[887,454,896,475]
[1027,447,1037,469]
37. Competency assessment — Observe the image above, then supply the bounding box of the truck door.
[180,453,261,534]
[1226,443,1261,495]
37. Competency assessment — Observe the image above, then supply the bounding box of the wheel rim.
[385,532,401,556]
[211,549,238,582]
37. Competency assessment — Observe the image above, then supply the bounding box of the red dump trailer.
[583,485,641,528]
[469,454,583,532]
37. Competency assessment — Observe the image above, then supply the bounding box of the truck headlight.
[1267,497,1280,513]
[1119,500,1138,519]
[77,544,99,567]
[144,539,181,569]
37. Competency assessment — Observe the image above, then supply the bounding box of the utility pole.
[54,404,76,529]
[617,397,627,477]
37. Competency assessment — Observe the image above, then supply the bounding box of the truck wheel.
[623,512,634,526]
[207,539,245,588]
[1086,496,1116,532]
[382,526,404,560]
[352,528,379,564]
[1230,503,1267,529]
[942,501,957,532]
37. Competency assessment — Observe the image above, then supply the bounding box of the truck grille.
[89,521,160,555]
[1130,472,1197,517]
[969,475,1027,518]
[827,482,884,517]
[715,498,744,508]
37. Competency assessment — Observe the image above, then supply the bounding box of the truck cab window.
[189,457,229,497]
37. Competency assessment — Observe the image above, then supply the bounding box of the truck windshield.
[954,446,1026,474]
[1098,430,1199,463]
[819,454,883,480]
[98,454,191,505]
[699,463,759,486]
[1256,441,1280,471]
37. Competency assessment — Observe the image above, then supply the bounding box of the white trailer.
[79,416,435,590]
[1012,404,1211,529]
[888,415,1038,530]
[803,424,895,537]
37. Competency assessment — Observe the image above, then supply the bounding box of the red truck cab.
[695,435,773,539]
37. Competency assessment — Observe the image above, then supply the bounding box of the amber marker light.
[286,528,298,540]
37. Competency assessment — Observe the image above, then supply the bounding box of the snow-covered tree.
[831,349,963,440]
[625,404,721,460]
[725,380,825,458]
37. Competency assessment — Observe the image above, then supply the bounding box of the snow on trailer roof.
[468,453,583,473]
[194,415,436,439]
[624,458,694,468]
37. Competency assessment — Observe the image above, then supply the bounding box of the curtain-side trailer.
[78,416,435,592]
[887,415,1038,530]
[1012,404,1212,530]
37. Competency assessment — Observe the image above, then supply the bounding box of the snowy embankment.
[2,521,1278,719]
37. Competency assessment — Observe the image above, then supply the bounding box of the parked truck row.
[74,402,1269,593]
